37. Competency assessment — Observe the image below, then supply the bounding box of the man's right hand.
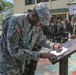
[40,53,57,60]
[71,34,76,39]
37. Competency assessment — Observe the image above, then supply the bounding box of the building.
[67,0,76,18]
[14,0,69,20]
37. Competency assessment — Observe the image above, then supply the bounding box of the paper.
[50,47,69,56]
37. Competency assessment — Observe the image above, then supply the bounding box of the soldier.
[50,21,55,42]
[57,19,64,43]
[70,17,76,39]
[0,2,62,75]
[73,17,76,35]
[62,19,69,42]
[51,20,59,42]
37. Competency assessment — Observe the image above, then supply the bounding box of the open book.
[50,47,69,56]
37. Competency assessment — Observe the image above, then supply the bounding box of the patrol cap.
[35,2,51,26]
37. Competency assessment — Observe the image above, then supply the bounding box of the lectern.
[49,39,76,75]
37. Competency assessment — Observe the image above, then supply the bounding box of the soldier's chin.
[31,22,34,25]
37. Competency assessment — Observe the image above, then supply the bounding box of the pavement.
[35,47,76,75]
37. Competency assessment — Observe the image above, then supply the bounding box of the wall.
[51,0,69,9]
[14,0,25,14]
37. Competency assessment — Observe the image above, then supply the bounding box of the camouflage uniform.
[51,22,58,42]
[56,22,64,43]
[0,2,54,75]
[73,22,76,35]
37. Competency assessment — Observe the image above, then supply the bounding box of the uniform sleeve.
[37,27,54,49]
[7,16,40,62]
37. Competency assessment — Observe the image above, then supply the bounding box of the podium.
[49,39,76,75]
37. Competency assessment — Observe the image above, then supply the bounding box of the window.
[37,0,49,3]
[25,0,35,5]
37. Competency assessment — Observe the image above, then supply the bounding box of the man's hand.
[40,53,57,60]
[71,34,76,39]
[53,43,62,52]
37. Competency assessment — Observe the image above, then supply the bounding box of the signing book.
[50,47,69,56]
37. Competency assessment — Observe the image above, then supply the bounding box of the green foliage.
[0,0,5,12]
[4,2,14,17]
[5,2,14,12]
[0,0,14,28]
[0,0,14,13]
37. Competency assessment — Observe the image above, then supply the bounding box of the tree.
[0,0,14,28]
[0,0,5,12]
[0,0,14,12]
[4,2,14,17]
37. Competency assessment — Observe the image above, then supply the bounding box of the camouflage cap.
[35,2,51,26]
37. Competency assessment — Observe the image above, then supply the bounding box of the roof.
[67,0,76,5]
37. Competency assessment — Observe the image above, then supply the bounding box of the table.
[49,39,76,75]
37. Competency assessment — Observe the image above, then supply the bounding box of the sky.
[5,0,14,3]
